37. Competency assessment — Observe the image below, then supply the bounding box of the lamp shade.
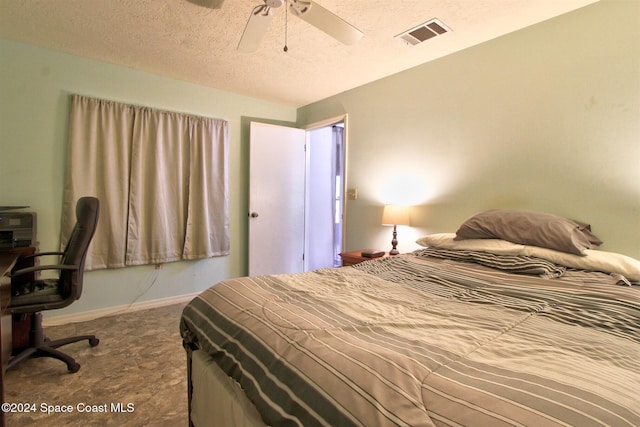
[381,205,410,226]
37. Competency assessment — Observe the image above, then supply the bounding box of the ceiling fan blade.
[186,0,225,9]
[289,0,363,45]
[238,5,274,52]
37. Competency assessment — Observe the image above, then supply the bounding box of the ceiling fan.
[237,0,363,52]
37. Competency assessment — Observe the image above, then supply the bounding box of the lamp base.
[389,225,399,255]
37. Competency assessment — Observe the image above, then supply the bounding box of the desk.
[0,251,20,427]
[0,247,34,427]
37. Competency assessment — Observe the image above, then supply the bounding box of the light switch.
[347,188,357,200]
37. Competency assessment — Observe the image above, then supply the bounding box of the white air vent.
[395,19,451,46]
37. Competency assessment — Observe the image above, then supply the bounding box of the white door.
[249,122,306,276]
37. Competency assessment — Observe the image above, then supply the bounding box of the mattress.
[180,249,640,426]
[190,349,266,427]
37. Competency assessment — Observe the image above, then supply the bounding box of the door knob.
[249,212,259,218]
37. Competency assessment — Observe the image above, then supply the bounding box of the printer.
[0,211,37,250]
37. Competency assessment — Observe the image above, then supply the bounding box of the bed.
[180,210,640,426]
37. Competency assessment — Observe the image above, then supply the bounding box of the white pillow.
[416,233,640,281]
[416,233,525,254]
[523,246,640,282]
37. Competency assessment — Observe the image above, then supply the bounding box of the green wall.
[298,0,640,260]
[0,39,296,318]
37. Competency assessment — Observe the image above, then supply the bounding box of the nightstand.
[339,249,390,266]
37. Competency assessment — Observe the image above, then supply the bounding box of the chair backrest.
[59,197,100,300]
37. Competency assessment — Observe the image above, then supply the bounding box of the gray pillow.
[454,209,602,255]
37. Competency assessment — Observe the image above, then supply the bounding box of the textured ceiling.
[0,0,598,107]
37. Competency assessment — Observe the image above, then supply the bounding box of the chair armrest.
[10,264,79,278]
[19,251,64,261]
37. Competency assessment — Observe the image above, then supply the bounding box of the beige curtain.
[62,95,229,270]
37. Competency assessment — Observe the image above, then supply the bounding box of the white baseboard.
[43,292,201,327]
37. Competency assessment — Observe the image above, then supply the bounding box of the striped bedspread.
[180,250,640,427]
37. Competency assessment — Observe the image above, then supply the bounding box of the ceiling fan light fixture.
[289,0,312,16]
[265,0,284,8]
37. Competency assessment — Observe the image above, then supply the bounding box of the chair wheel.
[89,338,100,347]
[68,362,81,373]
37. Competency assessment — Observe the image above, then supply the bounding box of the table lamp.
[381,205,410,255]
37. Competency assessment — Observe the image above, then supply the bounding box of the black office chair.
[8,197,100,373]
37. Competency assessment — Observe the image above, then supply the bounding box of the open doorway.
[304,118,346,270]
